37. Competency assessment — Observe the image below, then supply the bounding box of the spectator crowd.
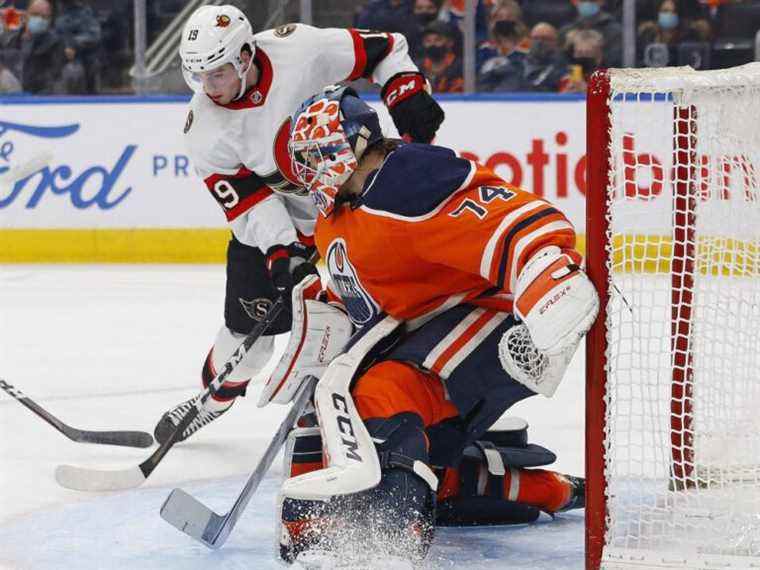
[353,0,751,93]
[0,0,104,94]
[0,0,756,94]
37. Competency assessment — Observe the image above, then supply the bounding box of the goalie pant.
[279,304,578,563]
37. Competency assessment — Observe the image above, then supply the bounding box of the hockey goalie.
[256,86,599,565]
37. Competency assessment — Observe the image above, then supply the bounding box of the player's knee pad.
[363,413,437,559]
[202,325,274,404]
[500,246,599,397]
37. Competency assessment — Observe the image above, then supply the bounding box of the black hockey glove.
[381,71,445,144]
[266,242,319,307]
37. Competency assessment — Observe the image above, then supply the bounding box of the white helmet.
[179,4,256,99]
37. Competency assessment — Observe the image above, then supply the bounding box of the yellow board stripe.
[1,229,590,264]
[611,234,760,276]
[5,230,754,277]
[0,229,232,263]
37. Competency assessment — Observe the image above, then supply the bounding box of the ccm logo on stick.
[331,393,362,462]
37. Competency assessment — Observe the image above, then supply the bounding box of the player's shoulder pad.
[359,144,474,218]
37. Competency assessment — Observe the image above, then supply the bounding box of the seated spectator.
[54,0,101,93]
[478,19,528,91]
[439,0,491,44]
[0,60,22,93]
[638,0,712,67]
[477,0,529,69]
[559,0,622,67]
[523,22,569,92]
[559,28,604,93]
[0,0,62,93]
[414,0,443,27]
[56,45,86,94]
[419,21,463,93]
[410,0,445,59]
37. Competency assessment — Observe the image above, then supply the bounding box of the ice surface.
[0,266,586,569]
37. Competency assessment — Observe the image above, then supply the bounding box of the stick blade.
[71,430,154,448]
[55,464,146,492]
[160,488,225,548]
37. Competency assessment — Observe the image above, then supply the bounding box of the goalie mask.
[289,86,383,217]
[179,5,255,101]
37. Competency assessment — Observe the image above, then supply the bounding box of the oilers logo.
[326,239,378,326]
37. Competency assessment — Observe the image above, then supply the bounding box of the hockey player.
[259,86,599,563]
[153,5,445,443]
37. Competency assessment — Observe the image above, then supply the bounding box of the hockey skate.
[153,397,233,445]
[556,474,585,513]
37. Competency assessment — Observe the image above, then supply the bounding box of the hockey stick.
[160,375,318,548]
[54,297,286,492]
[0,378,153,448]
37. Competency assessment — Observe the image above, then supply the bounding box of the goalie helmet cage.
[585,64,760,570]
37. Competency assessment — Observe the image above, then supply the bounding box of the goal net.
[585,64,760,569]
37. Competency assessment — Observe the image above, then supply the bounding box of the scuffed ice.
[0,474,584,569]
[0,266,588,570]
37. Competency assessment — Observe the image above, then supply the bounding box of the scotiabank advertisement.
[0,96,589,232]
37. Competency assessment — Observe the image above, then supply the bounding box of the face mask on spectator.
[416,12,437,25]
[658,12,679,29]
[27,15,50,34]
[425,45,447,62]
[577,1,601,19]
[529,40,554,63]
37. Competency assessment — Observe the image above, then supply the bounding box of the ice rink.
[0,265,586,569]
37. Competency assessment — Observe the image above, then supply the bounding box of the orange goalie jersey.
[315,143,579,327]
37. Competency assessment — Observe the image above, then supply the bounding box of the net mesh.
[601,64,760,568]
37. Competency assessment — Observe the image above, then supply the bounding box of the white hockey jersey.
[183,23,418,252]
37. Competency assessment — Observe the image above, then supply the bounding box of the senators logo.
[239,297,273,321]
[274,24,296,38]
[216,14,231,27]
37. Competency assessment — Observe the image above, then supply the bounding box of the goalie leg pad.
[281,413,437,564]
[281,315,403,501]
[360,412,437,561]
[258,275,353,407]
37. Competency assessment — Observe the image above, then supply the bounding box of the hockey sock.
[502,468,572,513]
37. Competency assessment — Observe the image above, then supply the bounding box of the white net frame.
[588,63,760,570]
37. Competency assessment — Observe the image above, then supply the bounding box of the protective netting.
[601,64,760,568]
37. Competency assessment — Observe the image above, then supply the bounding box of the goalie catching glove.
[499,246,599,397]
[258,275,353,406]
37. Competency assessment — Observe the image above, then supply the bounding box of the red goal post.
[585,65,760,570]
